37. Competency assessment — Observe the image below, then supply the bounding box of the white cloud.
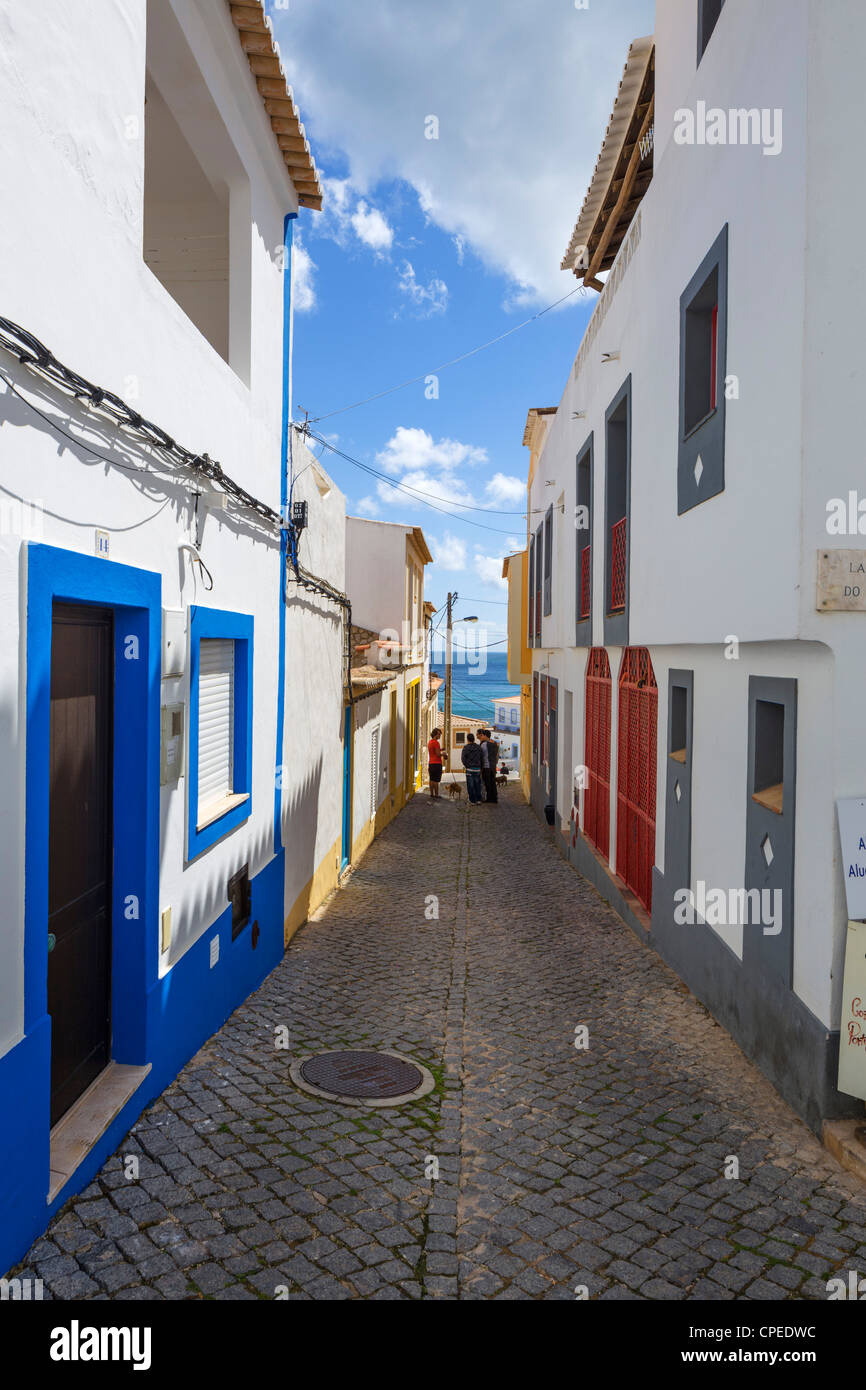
[376,426,487,477]
[474,553,509,588]
[374,469,474,517]
[453,234,466,265]
[276,0,653,303]
[315,175,394,257]
[485,472,525,507]
[355,494,381,516]
[292,235,317,313]
[351,199,394,252]
[397,261,448,316]
[431,532,467,570]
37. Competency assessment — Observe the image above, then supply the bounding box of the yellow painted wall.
[351,786,403,861]
[505,550,531,686]
[284,833,343,945]
[519,686,532,802]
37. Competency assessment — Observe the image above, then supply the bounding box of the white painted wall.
[523,0,864,1033]
[281,435,346,920]
[345,518,418,639]
[352,689,389,834]
[0,0,335,1053]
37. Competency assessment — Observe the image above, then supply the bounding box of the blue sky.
[270,0,655,643]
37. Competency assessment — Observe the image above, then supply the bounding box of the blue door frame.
[341,704,352,869]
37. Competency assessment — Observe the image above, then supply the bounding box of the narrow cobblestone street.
[15,788,866,1301]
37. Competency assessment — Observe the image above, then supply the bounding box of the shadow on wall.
[159,808,279,968]
[280,752,327,924]
[0,687,22,1052]
[0,363,280,555]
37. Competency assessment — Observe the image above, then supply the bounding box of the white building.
[514,0,866,1134]
[492,694,521,767]
[445,714,479,777]
[345,517,435,853]
[0,0,344,1275]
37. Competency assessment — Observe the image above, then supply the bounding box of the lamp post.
[444,596,477,773]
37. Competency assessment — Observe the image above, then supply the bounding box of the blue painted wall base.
[0,850,284,1277]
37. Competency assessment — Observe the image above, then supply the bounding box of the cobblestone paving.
[14,788,866,1299]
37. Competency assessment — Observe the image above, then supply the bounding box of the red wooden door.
[583,648,611,856]
[616,648,657,911]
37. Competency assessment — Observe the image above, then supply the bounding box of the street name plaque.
[817,549,866,611]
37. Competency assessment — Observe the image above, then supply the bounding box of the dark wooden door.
[48,604,113,1126]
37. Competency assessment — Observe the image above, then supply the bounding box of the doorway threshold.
[48,1061,151,1204]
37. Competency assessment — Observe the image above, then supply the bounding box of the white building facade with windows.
[0,0,344,1275]
[518,0,866,1134]
[492,695,521,768]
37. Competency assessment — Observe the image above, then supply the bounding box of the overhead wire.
[302,285,584,424]
[0,316,281,527]
[303,429,521,535]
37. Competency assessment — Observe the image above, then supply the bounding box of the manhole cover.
[290,1049,435,1106]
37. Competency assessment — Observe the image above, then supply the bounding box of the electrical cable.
[303,285,583,424]
[0,316,281,527]
[433,677,515,719]
[448,637,508,650]
[1,371,176,483]
[303,430,520,535]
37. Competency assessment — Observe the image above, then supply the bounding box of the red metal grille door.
[616,648,657,911]
[583,648,611,857]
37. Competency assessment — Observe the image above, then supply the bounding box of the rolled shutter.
[198,638,234,816]
[370,726,380,819]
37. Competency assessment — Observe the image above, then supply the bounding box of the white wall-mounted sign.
[836,797,866,920]
[837,920,866,1102]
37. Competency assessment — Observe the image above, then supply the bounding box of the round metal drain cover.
[290,1049,435,1106]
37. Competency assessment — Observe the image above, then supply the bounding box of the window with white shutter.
[197,638,235,824]
[370,726,380,820]
[187,607,253,861]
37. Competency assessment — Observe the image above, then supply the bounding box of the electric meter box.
[162,607,186,678]
[160,704,185,785]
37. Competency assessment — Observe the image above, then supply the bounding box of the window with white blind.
[188,606,254,860]
[370,725,380,820]
[198,638,235,820]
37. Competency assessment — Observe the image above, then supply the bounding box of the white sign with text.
[836,797,866,920]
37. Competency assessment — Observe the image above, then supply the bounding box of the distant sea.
[430,651,520,720]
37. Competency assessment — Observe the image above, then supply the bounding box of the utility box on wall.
[162,607,186,678]
[160,704,185,785]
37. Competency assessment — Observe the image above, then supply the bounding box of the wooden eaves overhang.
[228,1,322,210]
[561,36,654,291]
[522,407,557,453]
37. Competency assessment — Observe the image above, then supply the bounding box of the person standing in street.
[427,727,444,800]
[484,729,500,803]
[478,728,499,803]
[476,728,489,800]
[461,732,483,804]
